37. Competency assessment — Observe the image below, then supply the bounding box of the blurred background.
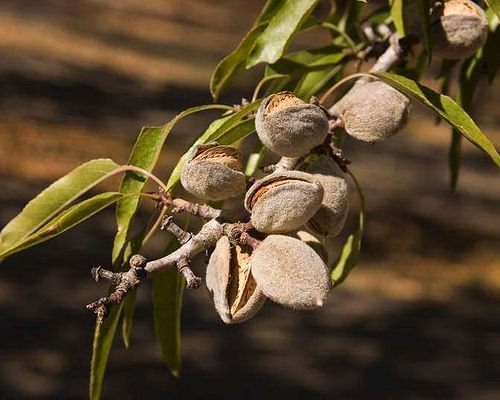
[0,1,499,399]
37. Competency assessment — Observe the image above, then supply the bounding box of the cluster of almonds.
[176,0,488,324]
[180,86,409,323]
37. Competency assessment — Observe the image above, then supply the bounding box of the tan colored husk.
[255,91,329,157]
[293,230,329,264]
[244,170,324,234]
[180,144,246,200]
[306,155,349,237]
[206,236,266,324]
[193,145,243,171]
[251,235,331,310]
[432,0,488,60]
[248,177,307,209]
[264,91,305,115]
[330,80,411,143]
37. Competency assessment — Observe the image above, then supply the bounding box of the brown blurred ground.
[0,1,499,399]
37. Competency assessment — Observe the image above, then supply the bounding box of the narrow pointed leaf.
[390,0,406,37]
[373,72,500,167]
[331,169,365,285]
[90,304,123,400]
[246,0,320,68]
[415,0,432,64]
[270,46,345,75]
[0,159,119,253]
[217,117,256,145]
[447,51,482,189]
[121,290,137,349]
[0,192,129,259]
[295,63,344,100]
[120,231,146,348]
[256,0,285,24]
[485,0,500,19]
[112,105,232,266]
[210,23,267,100]
[153,240,184,376]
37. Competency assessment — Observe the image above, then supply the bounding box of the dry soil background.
[0,1,499,399]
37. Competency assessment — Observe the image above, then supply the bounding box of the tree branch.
[86,204,256,322]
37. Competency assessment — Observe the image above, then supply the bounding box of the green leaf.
[166,101,261,191]
[217,117,256,145]
[90,304,123,400]
[390,0,406,37]
[210,23,267,100]
[119,229,145,348]
[331,169,365,286]
[112,126,167,266]
[447,52,482,190]
[485,0,500,19]
[271,46,345,74]
[0,159,119,254]
[121,289,137,349]
[112,105,232,266]
[245,143,267,177]
[434,59,458,124]
[255,0,285,24]
[295,62,344,100]
[246,0,320,68]
[153,240,184,377]
[481,14,499,84]
[0,192,129,259]
[415,0,432,64]
[373,72,500,167]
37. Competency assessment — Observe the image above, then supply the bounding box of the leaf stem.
[319,72,372,105]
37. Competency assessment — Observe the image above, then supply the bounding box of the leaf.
[331,169,365,286]
[112,105,232,266]
[255,0,285,24]
[415,0,432,64]
[295,63,344,100]
[390,0,406,37]
[153,240,184,377]
[246,0,320,68]
[485,0,500,19]
[373,72,500,167]
[0,159,119,254]
[112,126,165,266]
[90,304,123,400]
[245,143,267,177]
[166,101,261,191]
[217,117,256,145]
[121,289,137,349]
[270,46,345,75]
[210,23,267,100]
[120,230,145,348]
[447,52,482,190]
[481,13,499,84]
[0,192,129,259]
[434,59,458,124]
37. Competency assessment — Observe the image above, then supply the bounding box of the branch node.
[91,266,102,282]
[177,257,201,289]
[130,254,148,278]
[161,216,192,244]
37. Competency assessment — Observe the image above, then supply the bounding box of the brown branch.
[85,206,262,323]
[170,198,221,219]
[161,216,192,244]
